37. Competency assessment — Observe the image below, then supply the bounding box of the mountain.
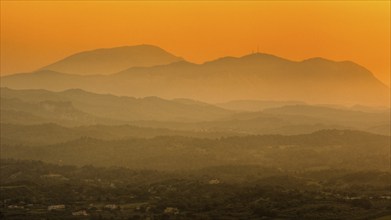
[1,50,388,106]
[40,44,182,75]
[0,87,232,123]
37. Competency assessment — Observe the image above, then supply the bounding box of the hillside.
[0,87,232,123]
[0,97,117,126]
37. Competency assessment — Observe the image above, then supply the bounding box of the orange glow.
[1,1,390,85]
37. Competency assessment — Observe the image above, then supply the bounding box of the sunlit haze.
[1,1,390,85]
[1,2,391,219]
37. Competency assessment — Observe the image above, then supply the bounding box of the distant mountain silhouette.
[2,47,389,106]
[40,44,182,75]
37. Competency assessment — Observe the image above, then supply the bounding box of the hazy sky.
[1,1,390,85]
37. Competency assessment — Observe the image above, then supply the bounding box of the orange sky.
[1,1,390,85]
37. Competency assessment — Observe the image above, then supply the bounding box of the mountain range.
[1,45,389,106]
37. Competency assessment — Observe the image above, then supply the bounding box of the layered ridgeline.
[0,87,232,124]
[1,87,389,135]
[1,45,389,106]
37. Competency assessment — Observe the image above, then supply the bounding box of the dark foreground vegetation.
[1,159,390,220]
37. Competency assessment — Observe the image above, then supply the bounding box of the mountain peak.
[241,52,283,59]
[204,53,291,66]
[239,52,293,64]
[301,57,335,63]
[41,45,182,75]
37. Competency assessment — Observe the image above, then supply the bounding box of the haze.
[1,2,391,220]
[1,1,390,85]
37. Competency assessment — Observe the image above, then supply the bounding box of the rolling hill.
[0,87,232,123]
[1,88,388,135]
[0,97,117,126]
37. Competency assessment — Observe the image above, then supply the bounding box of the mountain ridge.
[40,44,183,75]
[1,45,388,106]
